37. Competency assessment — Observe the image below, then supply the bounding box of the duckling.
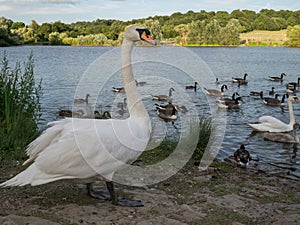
[185,82,198,91]
[234,144,251,168]
[112,87,125,93]
[74,94,90,104]
[263,123,300,144]
[232,73,248,83]
[204,84,228,96]
[268,73,286,82]
[152,87,175,101]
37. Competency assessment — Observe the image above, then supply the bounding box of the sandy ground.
[0,159,300,225]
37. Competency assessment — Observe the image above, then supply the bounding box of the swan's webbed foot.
[106,181,143,207]
[87,183,110,200]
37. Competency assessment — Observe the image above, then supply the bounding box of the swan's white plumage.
[1,25,153,187]
[247,95,299,132]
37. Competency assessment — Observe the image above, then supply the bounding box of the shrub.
[0,52,42,160]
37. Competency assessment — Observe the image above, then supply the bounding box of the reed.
[0,52,42,161]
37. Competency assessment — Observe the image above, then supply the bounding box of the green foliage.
[1,9,300,46]
[0,53,42,160]
[136,117,211,164]
[192,118,212,160]
[285,25,300,47]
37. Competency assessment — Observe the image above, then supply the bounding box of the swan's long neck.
[121,39,149,119]
[288,99,295,125]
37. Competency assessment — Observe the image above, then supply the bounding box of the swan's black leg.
[106,181,143,207]
[86,183,110,200]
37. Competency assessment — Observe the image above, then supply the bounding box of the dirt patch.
[0,161,299,225]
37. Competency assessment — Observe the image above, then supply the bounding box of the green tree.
[285,25,300,47]
[49,31,62,45]
[220,19,241,45]
[174,24,188,45]
[11,22,25,30]
[143,19,163,41]
[187,20,206,44]
[205,19,221,44]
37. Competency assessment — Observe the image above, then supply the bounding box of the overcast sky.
[1,0,300,24]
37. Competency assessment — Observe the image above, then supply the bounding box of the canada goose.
[268,73,286,82]
[135,80,146,86]
[247,95,300,132]
[0,25,156,207]
[58,109,85,118]
[58,109,73,117]
[117,98,127,109]
[112,86,125,93]
[263,94,287,107]
[263,123,300,144]
[250,90,263,97]
[287,77,300,87]
[286,83,297,94]
[237,79,248,86]
[204,84,228,96]
[185,82,198,91]
[74,94,90,104]
[260,92,280,104]
[215,78,220,85]
[234,144,251,167]
[155,102,178,129]
[174,105,188,113]
[152,87,175,101]
[269,87,275,95]
[232,73,248,83]
[217,92,239,104]
[217,96,242,109]
[94,110,111,119]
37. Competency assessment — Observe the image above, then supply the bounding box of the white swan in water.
[247,95,300,132]
[0,25,156,207]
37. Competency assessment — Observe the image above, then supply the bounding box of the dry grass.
[240,30,287,46]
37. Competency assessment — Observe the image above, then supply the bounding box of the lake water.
[1,46,300,175]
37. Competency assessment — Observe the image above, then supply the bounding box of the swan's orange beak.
[295,98,300,103]
[141,31,156,45]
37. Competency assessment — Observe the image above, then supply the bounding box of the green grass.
[0,52,42,161]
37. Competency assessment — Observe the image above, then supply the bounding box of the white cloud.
[0,5,13,12]
[0,0,79,4]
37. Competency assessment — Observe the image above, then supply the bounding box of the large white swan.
[247,95,300,132]
[0,25,156,206]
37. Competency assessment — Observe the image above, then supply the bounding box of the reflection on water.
[1,46,300,175]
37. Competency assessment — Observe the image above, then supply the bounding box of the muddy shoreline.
[1,160,300,225]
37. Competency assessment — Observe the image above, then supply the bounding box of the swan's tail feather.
[0,164,74,187]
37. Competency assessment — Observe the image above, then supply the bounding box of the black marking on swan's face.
[136,28,151,40]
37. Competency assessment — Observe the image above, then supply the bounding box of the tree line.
[1,9,300,47]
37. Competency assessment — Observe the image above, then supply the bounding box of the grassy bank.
[240,30,287,46]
